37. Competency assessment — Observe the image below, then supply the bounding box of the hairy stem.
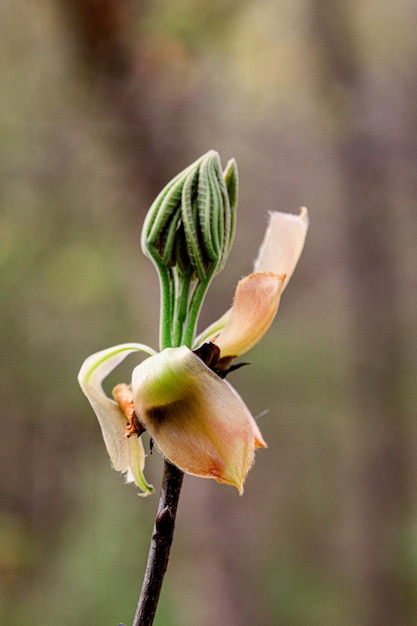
[182,268,216,348]
[158,267,175,350]
[132,461,184,626]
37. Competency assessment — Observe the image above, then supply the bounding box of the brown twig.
[132,460,184,626]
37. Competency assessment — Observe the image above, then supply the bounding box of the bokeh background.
[1,1,416,625]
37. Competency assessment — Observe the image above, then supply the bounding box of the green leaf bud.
[141,150,237,281]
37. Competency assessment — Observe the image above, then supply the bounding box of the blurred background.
[1,1,416,625]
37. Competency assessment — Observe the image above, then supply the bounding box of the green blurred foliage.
[1,0,416,625]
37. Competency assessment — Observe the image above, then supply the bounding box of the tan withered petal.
[132,347,263,493]
[194,209,309,350]
[254,208,309,290]
[77,343,155,494]
[212,272,285,360]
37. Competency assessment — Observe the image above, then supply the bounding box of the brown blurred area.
[1,1,416,625]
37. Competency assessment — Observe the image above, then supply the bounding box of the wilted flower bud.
[131,346,264,493]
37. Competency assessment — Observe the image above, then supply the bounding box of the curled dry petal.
[254,208,309,290]
[132,346,266,493]
[77,344,156,494]
[212,271,285,360]
[195,209,309,352]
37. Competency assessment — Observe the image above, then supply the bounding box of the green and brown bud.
[131,346,264,493]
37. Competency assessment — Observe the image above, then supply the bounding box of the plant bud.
[141,150,237,281]
[131,346,264,493]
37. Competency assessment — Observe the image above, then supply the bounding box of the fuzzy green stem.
[172,269,193,348]
[182,267,216,348]
[158,267,174,350]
